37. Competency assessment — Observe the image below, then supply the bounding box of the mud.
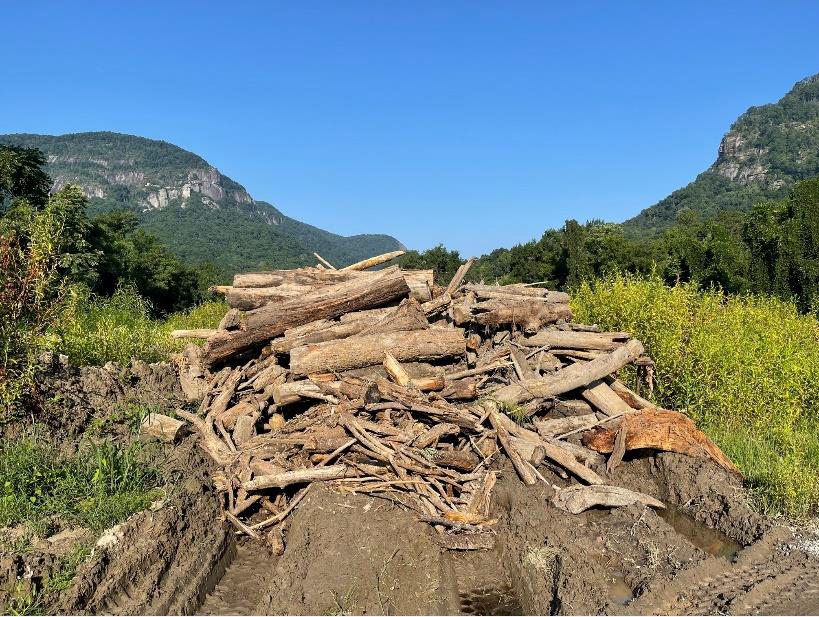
[3,358,818,615]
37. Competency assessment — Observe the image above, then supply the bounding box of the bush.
[52,286,227,366]
[571,273,819,517]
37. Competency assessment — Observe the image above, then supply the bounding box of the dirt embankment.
[3,359,818,616]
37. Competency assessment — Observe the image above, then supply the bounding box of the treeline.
[0,145,218,316]
[400,176,819,312]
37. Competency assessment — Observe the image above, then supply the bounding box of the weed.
[3,581,42,616]
[572,273,819,517]
[86,402,154,436]
[45,542,92,592]
[0,437,163,532]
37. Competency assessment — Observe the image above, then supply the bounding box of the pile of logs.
[166,251,738,551]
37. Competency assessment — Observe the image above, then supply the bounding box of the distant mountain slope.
[0,132,402,273]
[625,73,819,234]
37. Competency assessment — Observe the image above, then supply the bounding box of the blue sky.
[2,1,819,256]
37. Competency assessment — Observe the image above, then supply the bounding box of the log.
[358,298,429,336]
[141,413,186,442]
[203,266,410,365]
[436,379,478,400]
[464,284,569,303]
[453,298,572,333]
[552,484,665,514]
[430,449,479,471]
[520,331,629,351]
[233,268,364,288]
[581,379,635,417]
[341,250,405,271]
[403,270,434,302]
[242,465,353,491]
[484,403,537,485]
[534,414,597,438]
[581,408,740,475]
[271,382,337,406]
[411,376,445,392]
[289,329,465,376]
[413,423,459,449]
[445,257,475,295]
[170,329,216,339]
[491,339,645,407]
[509,345,538,380]
[314,252,336,269]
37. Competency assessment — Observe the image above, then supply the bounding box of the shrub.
[571,273,819,517]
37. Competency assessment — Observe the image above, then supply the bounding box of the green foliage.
[46,543,92,592]
[571,273,819,517]
[0,438,163,532]
[398,245,463,284]
[51,286,226,366]
[0,145,50,211]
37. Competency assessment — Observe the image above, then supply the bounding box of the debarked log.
[491,339,644,407]
[242,465,355,491]
[453,298,572,333]
[289,329,465,376]
[520,330,630,351]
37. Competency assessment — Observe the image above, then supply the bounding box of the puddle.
[658,506,742,559]
[607,571,634,606]
[459,584,523,616]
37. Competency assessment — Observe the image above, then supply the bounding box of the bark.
[484,403,538,485]
[520,331,630,351]
[581,379,636,416]
[289,329,465,376]
[534,414,597,438]
[581,408,741,475]
[340,250,405,271]
[413,423,459,448]
[429,449,479,471]
[436,379,478,400]
[491,339,645,406]
[218,308,241,331]
[233,268,364,288]
[552,484,665,514]
[453,298,572,333]
[509,345,538,380]
[203,266,410,365]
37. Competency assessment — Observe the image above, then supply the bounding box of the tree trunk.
[203,266,410,366]
[453,298,572,333]
[491,339,644,406]
[340,250,405,271]
[463,283,569,303]
[581,379,636,416]
[289,329,465,375]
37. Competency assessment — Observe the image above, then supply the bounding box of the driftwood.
[341,250,406,271]
[552,484,665,514]
[582,409,740,474]
[170,329,216,339]
[492,340,645,406]
[289,329,465,376]
[520,330,629,351]
[175,267,742,541]
[203,266,410,365]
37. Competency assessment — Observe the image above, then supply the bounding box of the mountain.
[625,73,819,235]
[0,132,403,273]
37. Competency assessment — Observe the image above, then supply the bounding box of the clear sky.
[2,2,819,256]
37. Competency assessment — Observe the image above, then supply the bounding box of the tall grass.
[572,273,819,517]
[51,286,226,366]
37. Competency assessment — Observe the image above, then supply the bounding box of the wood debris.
[170,250,740,549]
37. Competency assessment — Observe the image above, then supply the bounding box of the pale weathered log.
[176,343,209,402]
[233,268,364,288]
[170,329,216,339]
[581,408,740,474]
[553,399,594,415]
[542,437,605,467]
[453,298,572,333]
[242,465,353,491]
[444,363,512,380]
[314,252,337,269]
[582,379,635,417]
[492,339,645,407]
[509,345,538,380]
[203,266,410,365]
[289,329,465,376]
[271,382,338,406]
[520,331,629,351]
[552,484,665,514]
[464,283,569,303]
[341,250,406,271]
[534,414,597,438]
[445,257,475,296]
[413,423,459,448]
[421,292,451,315]
[403,270,434,302]
[358,298,429,336]
[484,403,537,485]
[141,413,186,442]
[411,376,446,392]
